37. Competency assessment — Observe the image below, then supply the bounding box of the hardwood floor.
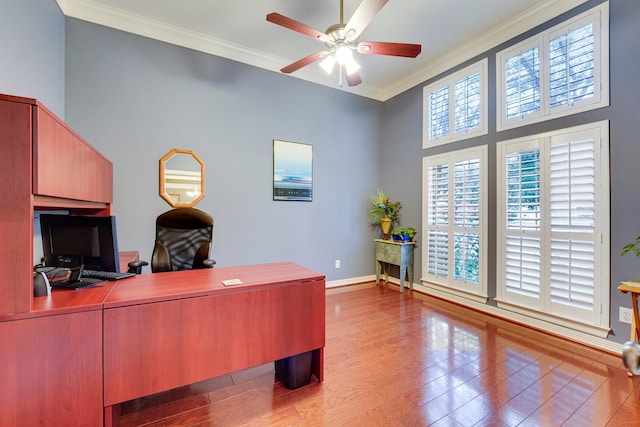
[119,283,640,426]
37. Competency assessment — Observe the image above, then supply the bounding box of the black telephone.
[33,271,51,297]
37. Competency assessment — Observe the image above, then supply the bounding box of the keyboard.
[81,269,136,281]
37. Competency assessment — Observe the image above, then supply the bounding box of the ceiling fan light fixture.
[319,54,336,74]
[335,44,353,65]
[344,56,361,76]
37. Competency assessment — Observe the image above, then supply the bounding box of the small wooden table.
[375,239,415,292]
[619,281,640,341]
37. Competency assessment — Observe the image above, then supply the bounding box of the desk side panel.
[104,278,325,405]
[0,311,103,426]
[0,99,33,315]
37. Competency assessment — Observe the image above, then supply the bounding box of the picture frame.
[273,140,313,201]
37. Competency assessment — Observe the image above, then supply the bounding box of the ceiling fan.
[266,0,421,87]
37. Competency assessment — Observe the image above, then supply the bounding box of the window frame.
[422,145,488,301]
[495,121,610,336]
[423,59,488,148]
[496,3,609,132]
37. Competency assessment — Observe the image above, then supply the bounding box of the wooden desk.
[102,262,325,425]
[619,281,640,341]
[375,239,415,292]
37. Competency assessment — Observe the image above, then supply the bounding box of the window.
[423,146,487,299]
[423,59,488,147]
[497,3,609,131]
[496,121,610,334]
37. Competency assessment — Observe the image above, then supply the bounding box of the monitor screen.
[39,214,121,272]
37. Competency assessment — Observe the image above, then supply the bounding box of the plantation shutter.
[504,149,541,299]
[505,46,540,119]
[454,72,481,133]
[424,146,487,298]
[549,23,595,109]
[497,122,609,331]
[454,159,481,284]
[428,86,449,140]
[549,137,596,311]
[427,164,449,277]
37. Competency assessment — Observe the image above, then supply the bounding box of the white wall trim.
[55,0,383,100]
[382,0,589,100]
[327,276,623,355]
[56,0,589,101]
[326,275,376,289]
[412,281,622,355]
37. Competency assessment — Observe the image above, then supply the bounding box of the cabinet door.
[0,311,103,426]
[33,106,113,203]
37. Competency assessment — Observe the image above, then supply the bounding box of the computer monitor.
[39,214,121,272]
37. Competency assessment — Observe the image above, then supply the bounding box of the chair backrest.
[151,208,213,273]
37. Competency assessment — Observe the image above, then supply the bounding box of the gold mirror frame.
[159,148,205,208]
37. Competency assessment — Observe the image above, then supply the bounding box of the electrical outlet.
[335,260,341,269]
[620,307,634,324]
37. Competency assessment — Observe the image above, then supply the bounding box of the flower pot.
[380,216,392,239]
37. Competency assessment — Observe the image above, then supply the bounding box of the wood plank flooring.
[118,283,640,426]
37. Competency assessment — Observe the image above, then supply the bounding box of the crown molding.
[57,0,589,102]
[382,0,590,100]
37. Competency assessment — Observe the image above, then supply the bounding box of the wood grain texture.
[32,104,113,203]
[119,283,638,427]
[0,93,114,318]
[0,99,33,315]
[104,262,325,308]
[104,267,325,405]
[0,310,103,426]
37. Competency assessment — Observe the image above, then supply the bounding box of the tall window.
[423,59,488,148]
[423,146,487,299]
[497,3,609,131]
[496,121,610,334]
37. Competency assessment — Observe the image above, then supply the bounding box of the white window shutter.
[549,23,595,109]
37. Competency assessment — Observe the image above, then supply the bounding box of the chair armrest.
[128,260,149,274]
[202,259,216,268]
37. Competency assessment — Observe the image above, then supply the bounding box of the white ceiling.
[56,0,587,101]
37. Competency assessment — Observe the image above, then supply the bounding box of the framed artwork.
[273,140,313,201]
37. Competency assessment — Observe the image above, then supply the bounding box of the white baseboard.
[326,276,624,355]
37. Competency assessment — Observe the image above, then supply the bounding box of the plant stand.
[375,239,415,292]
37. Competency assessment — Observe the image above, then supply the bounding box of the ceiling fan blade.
[345,0,389,41]
[357,41,422,58]
[267,13,331,43]
[343,66,362,87]
[281,51,329,74]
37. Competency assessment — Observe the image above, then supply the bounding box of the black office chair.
[128,207,216,274]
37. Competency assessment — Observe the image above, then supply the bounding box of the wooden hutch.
[0,93,113,426]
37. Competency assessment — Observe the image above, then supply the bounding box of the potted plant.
[622,236,640,258]
[391,226,416,242]
[368,189,401,239]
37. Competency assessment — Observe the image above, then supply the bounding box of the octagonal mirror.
[159,148,205,207]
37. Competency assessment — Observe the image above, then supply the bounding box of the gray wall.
[0,0,65,117]
[4,0,639,344]
[382,0,640,344]
[64,19,384,281]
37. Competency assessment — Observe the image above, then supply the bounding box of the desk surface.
[22,261,322,319]
[104,262,324,308]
